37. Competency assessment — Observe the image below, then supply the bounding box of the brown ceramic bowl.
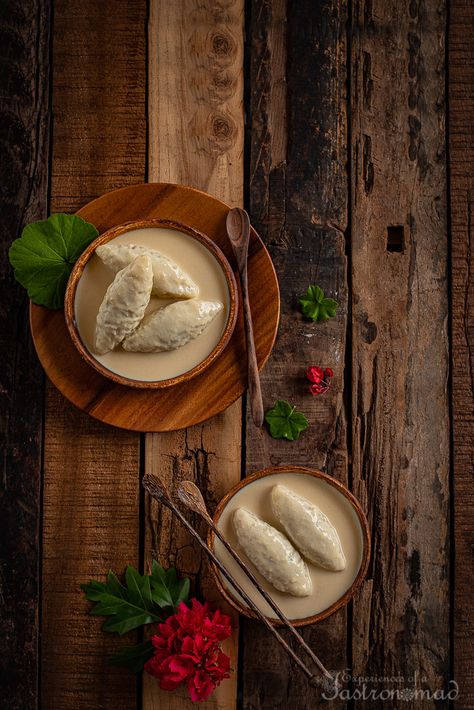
[208,465,370,627]
[64,218,238,389]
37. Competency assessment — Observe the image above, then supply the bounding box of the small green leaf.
[299,284,339,322]
[9,213,98,309]
[109,640,154,673]
[265,400,308,441]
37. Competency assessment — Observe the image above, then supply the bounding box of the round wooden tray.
[30,183,280,432]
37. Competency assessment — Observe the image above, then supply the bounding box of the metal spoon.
[226,207,264,427]
[176,480,335,686]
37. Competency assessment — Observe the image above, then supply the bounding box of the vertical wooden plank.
[243,0,349,707]
[143,0,243,710]
[41,1,146,708]
[143,1,244,708]
[350,0,449,703]
[0,2,50,707]
[449,0,474,705]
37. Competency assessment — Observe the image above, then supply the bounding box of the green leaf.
[9,213,98,309]
[298,284,339,322]
[82,563,191,636]
[108,640,155,673]
[150,560,190,609]
[265,400,308,441]
[82,568,160,635]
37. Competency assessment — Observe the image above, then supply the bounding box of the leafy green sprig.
[81,561,190,672]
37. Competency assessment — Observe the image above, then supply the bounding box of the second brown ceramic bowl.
[65,218,238,389]
[208,465,370,627]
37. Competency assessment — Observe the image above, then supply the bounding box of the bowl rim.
[64,217,239,389]
[208,465,371,627]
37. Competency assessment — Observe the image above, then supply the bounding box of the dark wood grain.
[449,0,474,706]
[350,0,449,705]
[40,1,146,708]
[0,2,50,707]
[243,0,349,706]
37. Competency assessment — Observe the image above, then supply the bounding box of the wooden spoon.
[142,474,335,690]
[226,207,264,427]
[177,480,335,686]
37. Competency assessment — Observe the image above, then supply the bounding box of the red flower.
[144,599,232,702]
[306,366,325,383]
[306,365,333,395]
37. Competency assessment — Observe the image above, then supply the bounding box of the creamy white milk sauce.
[214,473,364,620]
[74,227,230,381]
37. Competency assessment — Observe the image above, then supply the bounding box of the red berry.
[324,367,334,378]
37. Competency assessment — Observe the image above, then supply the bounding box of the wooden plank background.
[1,0,474,708]
[0,2,50,707]
[350,0,450,702]
[41,1,146,707]
[243,1,349,706]
[449,0,474,706]
[143,1,244,708]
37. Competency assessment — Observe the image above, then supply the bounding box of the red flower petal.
[187,670,216,702]
[306,366,324,383]
[167,655,195,681]
[145,598,232,701]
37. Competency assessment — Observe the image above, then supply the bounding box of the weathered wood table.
[1,0,473,708]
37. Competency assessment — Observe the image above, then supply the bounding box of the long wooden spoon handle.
[241,265,264,427]
[142,476,316,682]
[210,521,332,679]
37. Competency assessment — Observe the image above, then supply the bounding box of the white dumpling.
[95,243,199,299]
[271,485,346,571]
[232,508,312,597]
[122,299,223,353]
[94,254,153,355]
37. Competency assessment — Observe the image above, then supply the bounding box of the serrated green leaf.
[150,562,190,609]
[82,568,160,635]
[265,400,308,441]
[108,640,155,673]
[150,580,174,609]
[151,559,166,583]
[8,213,98,309]
[299,284,339,323]
[82,562,191,636]
[124,565,154,611]
[106,571,127,598]
[175,578,191,606]
[102,608,158,635]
